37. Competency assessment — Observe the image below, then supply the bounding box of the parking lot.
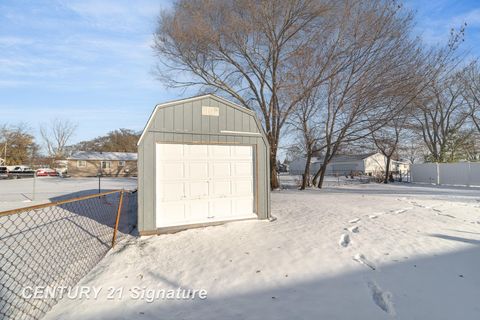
[0,177,137,212]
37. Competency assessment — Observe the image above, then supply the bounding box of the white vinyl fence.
[411,162,480,187]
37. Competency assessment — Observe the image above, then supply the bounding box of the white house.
[391,160,410,175]
[289,152,408,176]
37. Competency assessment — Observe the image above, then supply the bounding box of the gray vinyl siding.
[137,94,270,233]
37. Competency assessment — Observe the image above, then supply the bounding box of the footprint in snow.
[410,201,427,208]
[349,218,361,223]
[367,280,396,316]
[391,208,411,214]
[348,226,359,233]
[435,212,456,219]
[339,234,350,247]
[369,215,378,219]
[353,254,376,270]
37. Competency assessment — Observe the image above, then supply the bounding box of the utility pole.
[1,125,7,165]
[3,140,6,165]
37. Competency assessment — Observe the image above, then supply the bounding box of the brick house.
[67,151,137,177]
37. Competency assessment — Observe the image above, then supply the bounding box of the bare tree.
[399,134,427,164]
[287,87,322,189]
[413,72,472,162]
[40,119,77,161]
[153,0,350,189]
[371,115,409,183]
[462,61,480,133]
[72,128,140,153]
[306,3,465,188]
[307,0,427,188]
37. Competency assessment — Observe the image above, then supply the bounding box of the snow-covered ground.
[0,177,137,211]
[45,182,480,320]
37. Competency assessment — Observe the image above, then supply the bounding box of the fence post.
[467,162,471,187]
[111,190,124,248]
[32,172,36,201]
[436,162,440,185]
[123,190,131,232]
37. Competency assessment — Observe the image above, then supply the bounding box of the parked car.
[9,166,35,179]
[36,168,58,177]
[0,166,9,179]
[35,168,48,176]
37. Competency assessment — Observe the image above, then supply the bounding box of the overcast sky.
[1,0,479,146]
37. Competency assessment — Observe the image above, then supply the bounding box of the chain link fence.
[0,189,137,320]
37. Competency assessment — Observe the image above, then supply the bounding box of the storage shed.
[137,94,271,234]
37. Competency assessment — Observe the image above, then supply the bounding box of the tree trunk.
[300,152,312,190]
[270,149,280,190]
[313,147,331,187]
[312,160,329,188]
[312,165,322,187]
[384,156,391,184]
[317,163,328,189]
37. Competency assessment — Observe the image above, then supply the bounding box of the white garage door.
[155,143,255,228]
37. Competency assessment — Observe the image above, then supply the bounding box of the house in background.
[391,160,410,175]
[67,151,137,177]
[289,152,409,176]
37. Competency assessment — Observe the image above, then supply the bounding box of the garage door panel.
[212,180,231,197]
[159,162,184,180]
[233,179,253,196]
[158,202,186,223]
[161,182,185,201]
[159,144,184,159]
[188,162,209,180]
[210,145,231,157]
[212,162,231,177]
[189,181,209,199]
[210,199,232,217]
[234,162,252,176]
[233,198,254,216]
[185,145,208,159]
[188,200,209,220]
[232,146,253,158]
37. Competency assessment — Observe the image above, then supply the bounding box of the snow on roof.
[68,151,137,161]
[310,152,379,163]
[330,152,378,162]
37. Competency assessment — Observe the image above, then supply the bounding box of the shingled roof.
[68,151,137,161]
